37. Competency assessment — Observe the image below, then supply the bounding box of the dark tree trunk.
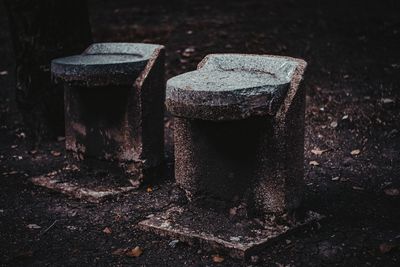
[3,0,92,144]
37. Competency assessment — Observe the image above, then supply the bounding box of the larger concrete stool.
[31,43,165,202]
[168,54,306,215]
[140,54,321,259]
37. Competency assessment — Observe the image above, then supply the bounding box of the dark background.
[0,0,399,266]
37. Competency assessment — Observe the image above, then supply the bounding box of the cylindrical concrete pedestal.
[167,54,307,216]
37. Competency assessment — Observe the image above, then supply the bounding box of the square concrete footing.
[30,165,139,202]
[139,205,323,259]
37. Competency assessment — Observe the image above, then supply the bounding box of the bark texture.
[4,0,92,143]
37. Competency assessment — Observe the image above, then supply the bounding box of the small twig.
[39,220,58,236]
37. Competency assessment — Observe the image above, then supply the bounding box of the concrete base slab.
[139,205,322,259]
[30,169,138,203]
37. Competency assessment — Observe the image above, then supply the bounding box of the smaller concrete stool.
[51,43,165,182]
[166,54,307,216]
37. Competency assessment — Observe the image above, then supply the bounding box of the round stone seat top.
[51,43,163,86]
[166,54,306,120]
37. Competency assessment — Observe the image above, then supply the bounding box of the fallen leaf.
[128,179,140,188]
[212,255,225,263]
[17,132,26,139]
[57,136,66,142]
[381,98,394,104]
[47,171,58,177]
[250,255,260,263]
[66,226,77,231]
[342,115,349,120]
[27,224,41,229]
[330,121,338,128]
[182,46,195,57]
[351,149,361,156]
[114,214,123,222]
[229,207,237,216]
[146,187,153,193]
[352,186,364,191]
[379,243,397,254]
[103,227,112,234]
[331,176,340,181]
[64,164,79,171]
[126,246,143,257]
[311,148,328,156]
[309,161,320,166]
[384,188,399,196]
[51,150,61,157]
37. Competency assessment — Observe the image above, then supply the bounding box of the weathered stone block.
[51,43,165,183]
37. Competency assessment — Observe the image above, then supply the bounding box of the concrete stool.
[31,43,165,201]
[167,54,306,216]
[140,54,321,259]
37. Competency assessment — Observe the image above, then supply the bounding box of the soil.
[0,0,399,266]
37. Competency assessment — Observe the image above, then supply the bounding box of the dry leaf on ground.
[126,246,143,257]
[103,227,112,234]
[381,98,394,104]
[311,148,328,155]
[379,243,397,254]
[352,186,364,191]
[51,151,61,157]
[212,255,225,263]
[384,188,399,196]
[27,224,41,229]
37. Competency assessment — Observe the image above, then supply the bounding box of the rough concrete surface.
[0,0,399,266]
[52,43,165,185]
[169,54,307,216]
[166,54,304,120]
[139,206,322,259]
[52,43,162,87]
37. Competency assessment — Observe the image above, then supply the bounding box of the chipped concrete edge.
[132,44,165,176]
[138,207,323,260]
[134,45,165,89]
[138,216,248,259]
[274,56,307,122]
[30,174,138,203]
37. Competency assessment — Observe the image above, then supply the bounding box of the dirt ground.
[0,0,399,266]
